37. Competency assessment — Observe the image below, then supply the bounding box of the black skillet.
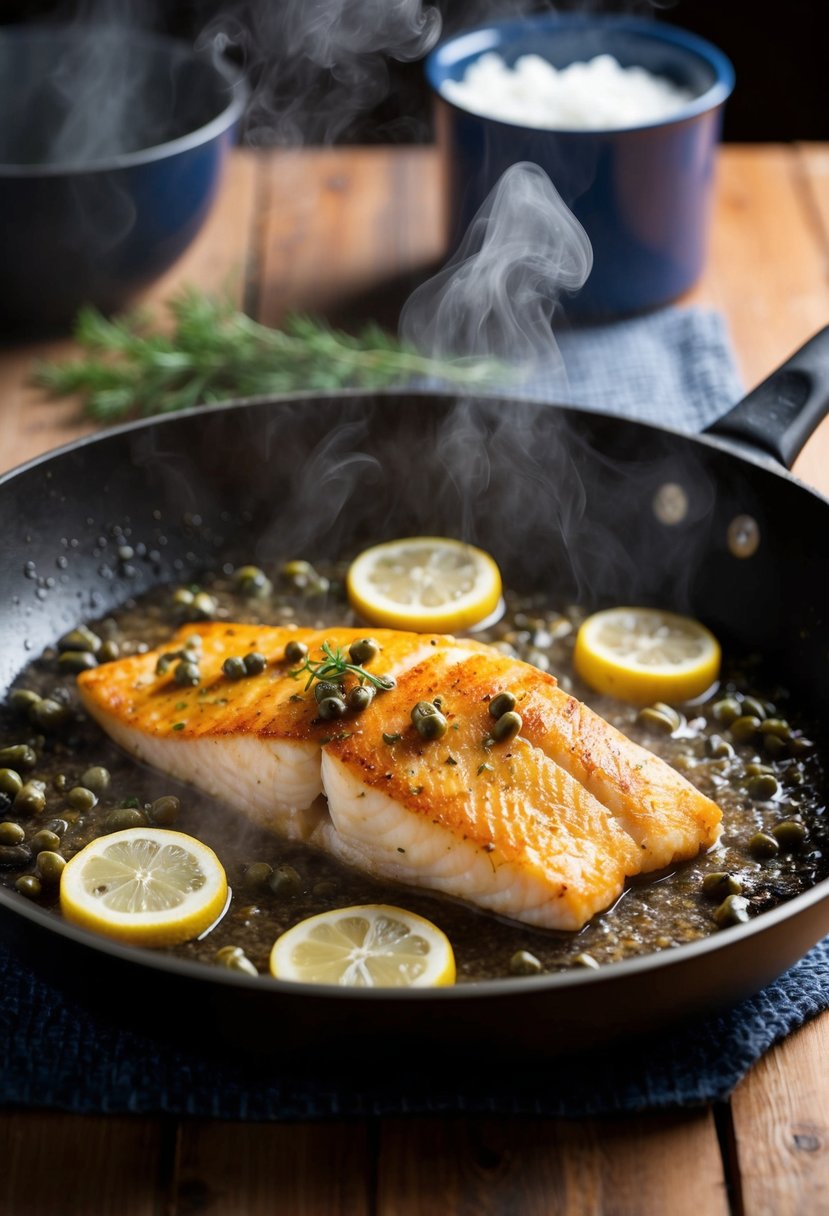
[2,327,829,1063]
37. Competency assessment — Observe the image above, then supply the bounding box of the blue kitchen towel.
[0,937,827,1118]
[551,307,745,429]
[4,303,820,1121]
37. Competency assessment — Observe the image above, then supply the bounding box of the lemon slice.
[269,904,456,988]
[60,828,228,948]
[573,607,721,704]
[346,537,502,632]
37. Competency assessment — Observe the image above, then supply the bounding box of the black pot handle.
[704,324,829,468]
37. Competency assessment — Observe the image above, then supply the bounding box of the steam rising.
[203,0,441,145]
[400,162,592,380]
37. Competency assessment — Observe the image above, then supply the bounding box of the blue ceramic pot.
[426,16,734,317]
[0,27,247,334]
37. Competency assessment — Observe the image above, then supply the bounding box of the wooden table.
[1,144,828,1215]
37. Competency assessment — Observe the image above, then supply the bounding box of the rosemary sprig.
[291,641,395,693]
[33,287,508,422]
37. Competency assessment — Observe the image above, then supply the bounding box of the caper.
[192,592,218,619]
[148,795,180,826]
[745,762,774,776]
[637,706,676,734]
[184,634,203,653]
[268,864,302,897]
[81,766,111,795]
[417,712,448,741]
[573,953,600,970]
[348,638,380,666]
[8,689,41,715]
[243,861,273,890]
[748,831,779,859]
[492,710,522,743]
[489,691,517,720]
[180,647,201,667]
[318,696,347,721]
[772,820,808,852]
[0,768,23,798]
[13,782,46,815]
[347,685,374,712]
[67,786,98,812]
[712,697,741,726]
[104,807,146,832]
[98,640,120,663]
[233,565,273,598]
[30,829,61,854]
[282,559,314,582]
[58,650,98,674]
[57,626,101,654]
[284,639,308,665]
[44,819,69,838]
[0,843,31,867]
[714,894,751,928]
[653,702,682,731]
[15,874,42,899]
[172,588,194,608]
[314,680,342,704]
[36,851,66,884]
[374,675,396,693]
[411,701,439,724]
[702,871,743,900]
[30,698,70,731]
[741,696,767,721]
[0,822,25,846]
[243,652,267,676]
[222,657,247,681]
[762,734,789,759]
[215,945,258,976]
[0,745,37,771]
[747,773,779,801]
[174,660,201,687]
[312,879,338,899]
[509,949,542,976]
[760,718,792,741]
[789,736,815,757]
[730,715,762,743]
[706,735,734,760]
[53,775,68,792]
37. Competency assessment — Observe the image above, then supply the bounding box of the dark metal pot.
[1,327,829,1063]
[0,26,246,334]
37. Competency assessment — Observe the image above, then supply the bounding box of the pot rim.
[425,12,735,137]
[0,24,248,179]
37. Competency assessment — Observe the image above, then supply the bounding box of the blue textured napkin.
[3,305,826,1120]
[526,305,745,430]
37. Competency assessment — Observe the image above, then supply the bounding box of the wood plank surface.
[171,1120,371,1215]
[0,1113,169,1216]
[255,146,446,328]
[376,1111,729,1216]
[731,1016,829,1216]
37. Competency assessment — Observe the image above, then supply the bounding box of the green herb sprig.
[33,287,508,422]
[291,641,395,693]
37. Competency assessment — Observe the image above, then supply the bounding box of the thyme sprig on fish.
[291,641,395,694]
[33,287,508,422]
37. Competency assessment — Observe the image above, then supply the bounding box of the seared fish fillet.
[78,623,721,930]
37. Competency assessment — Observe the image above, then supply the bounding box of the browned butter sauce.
[1,563,826,982]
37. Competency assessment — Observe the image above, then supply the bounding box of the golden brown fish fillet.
[77,622,721,929]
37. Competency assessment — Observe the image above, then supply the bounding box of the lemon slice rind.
[269,903,456,988]
[573,607,721,704]
[60,827,228,949]
[346,537,502,633]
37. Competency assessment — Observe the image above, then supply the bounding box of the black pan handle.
[704,324,829,468]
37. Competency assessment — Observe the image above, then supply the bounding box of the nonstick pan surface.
[2,329,829,1061]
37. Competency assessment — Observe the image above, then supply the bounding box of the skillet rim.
[1,387,827,1004]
